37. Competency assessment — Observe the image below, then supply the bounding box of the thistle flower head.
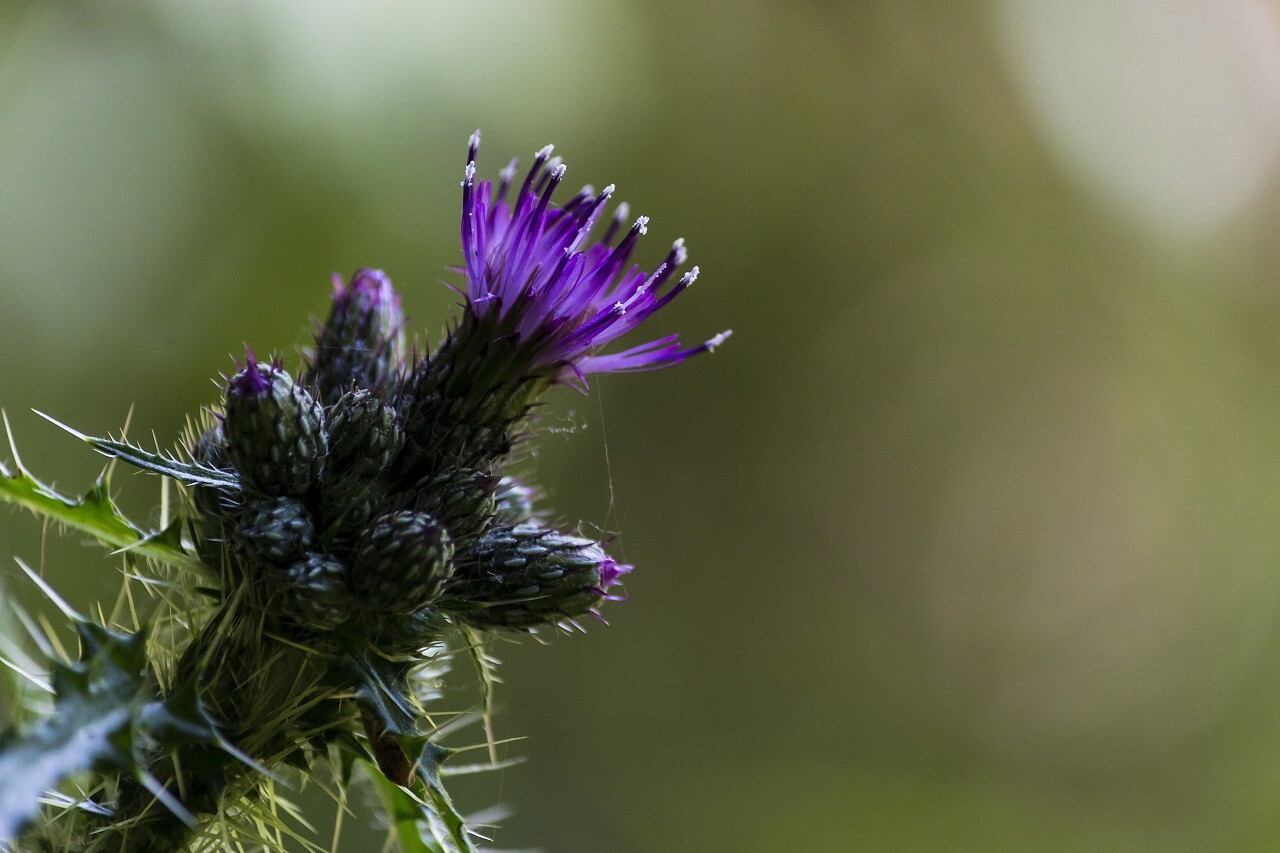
[0,130,729,853]
[223,350,327,495]
[308,268,406,404]
[447,525,633,629]
[460,130,730,389]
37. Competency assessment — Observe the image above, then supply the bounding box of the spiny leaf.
[0,443,206,577]
[0,703,133,842]
[366,764,446,853]
[30,409,240,490]
[0,567,272,846]
[0,622,148,842]
[413,742,478,853]
[353,693,479,852]
[341,646,421,737]
[459,625,500,764]
[87,437,240,490]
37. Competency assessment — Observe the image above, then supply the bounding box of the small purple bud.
[308,268,406,404]
[597,558,632,602]
[227,348,274,398]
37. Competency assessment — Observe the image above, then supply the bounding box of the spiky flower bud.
[326,390,405,476]
[413,468,498,544]
[224,356,327,495]
[396,337,540,479]
[352,511,455,614]
[276,554,352,631]
[317,390,406,534]
[317,479,381,542]
[308,268,405,405]
[233,496,315,569]
[446,525,631,630]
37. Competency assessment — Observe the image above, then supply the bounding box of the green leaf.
[366,764,446,853]
[87,437,239,489]
[0,431,206,576]
[0,701,133,842]
[0,623,150,842]
[340,647,421,737]
[413,742,477,853]
[0,567,274,845]
[363,744,483,853]
[459,625,500,764]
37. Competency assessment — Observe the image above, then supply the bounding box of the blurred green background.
[6,1,1280,850]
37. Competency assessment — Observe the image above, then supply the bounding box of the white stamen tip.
[672,240,689,265]
[615,301,626,313]
[469,129,481,147]
[551,163,567,180]
[686,265,700,284]
[706,330,732,352]
[635,215,650,235]
[536,144,555,159]
[463,161,476,186]
[602,183,616,196]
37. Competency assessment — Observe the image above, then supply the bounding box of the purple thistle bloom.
[459,130,730,389]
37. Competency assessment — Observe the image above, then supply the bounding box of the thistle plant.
[0,132,728,851]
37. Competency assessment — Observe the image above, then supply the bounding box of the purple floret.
[332,267,400,314]
[459,130,730,389]
[597,557,633,603]
[227,348,277,397]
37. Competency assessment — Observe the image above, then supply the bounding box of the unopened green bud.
[446,525,631,630]
[326,389,405,476]
[352,511,455,614]
[276,553,352,631]
[224,354,327,495]
[308,269,405,405]
[316,390,406,536]
[233,496,315,569]
[414,468,498,544]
